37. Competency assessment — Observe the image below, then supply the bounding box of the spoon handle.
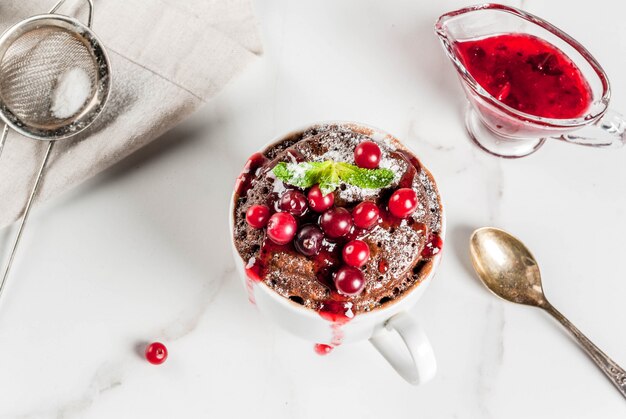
[544,303,626,399]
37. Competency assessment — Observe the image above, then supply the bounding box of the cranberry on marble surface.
[145,342,168,365]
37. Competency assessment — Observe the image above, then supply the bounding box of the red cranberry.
[294,225,324,256]
[421,233,443,258]
[266,212,297,245]
[245,204,271,229]
[388,188,418,218]
[307,185,334,212]
[334,266,365,296]
[145,342,168,365]
[354,141,381,169]
[279,190,308,216]
[320,207,352,239]
[342,239,370,267]
[352,201,379,229]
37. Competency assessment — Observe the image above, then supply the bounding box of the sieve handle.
[49,0,94,28]
[0,125,8,161]
[0,141,54,302]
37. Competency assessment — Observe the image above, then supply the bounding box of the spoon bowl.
[469,227,546,307]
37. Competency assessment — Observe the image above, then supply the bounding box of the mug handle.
[369,311,436,385]
[554,109,626,148]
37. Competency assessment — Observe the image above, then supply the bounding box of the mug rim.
[229,120,446,323]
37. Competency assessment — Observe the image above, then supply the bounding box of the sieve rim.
[0,13,111,141]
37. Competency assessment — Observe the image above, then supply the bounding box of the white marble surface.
[1,0,625,417]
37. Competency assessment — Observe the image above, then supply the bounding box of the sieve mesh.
[0,26,98,129]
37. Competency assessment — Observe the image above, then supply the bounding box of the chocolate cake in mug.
[232,123,443,324]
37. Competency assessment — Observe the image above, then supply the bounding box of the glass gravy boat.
[436,3,625,158]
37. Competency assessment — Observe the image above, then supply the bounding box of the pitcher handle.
[554,109,626,148]
[369,312,437,385]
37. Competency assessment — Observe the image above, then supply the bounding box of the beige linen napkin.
[0,0,262,228]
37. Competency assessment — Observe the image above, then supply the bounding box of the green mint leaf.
[307,161,333,187]
[273,161,323,189]
[318,162,340,195]
[272,161,293,182]
[272,160,394,195]
[336,162,395,189]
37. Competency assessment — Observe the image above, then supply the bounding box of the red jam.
[378,259,389,274]
[318,299,354,324]
[318,299,352,347]
[421,233,443,258]
[235,153,268,197]
[314,343,333,355]
[455,33,592,119]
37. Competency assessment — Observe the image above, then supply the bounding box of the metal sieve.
[0,0,111,300]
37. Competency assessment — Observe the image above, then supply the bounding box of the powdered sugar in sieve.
[50,67,93,119]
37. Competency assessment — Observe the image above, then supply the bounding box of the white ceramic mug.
[229,122,445,385]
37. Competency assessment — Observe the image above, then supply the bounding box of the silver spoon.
[469,227,626,399]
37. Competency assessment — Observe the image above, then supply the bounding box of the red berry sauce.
[455,33,592,119]
[421,233,443,258]
[378,259,389,274]
[235,153,269,197]
[317,298,354,349]
[314,343,334,355]
[318,299,354,324]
